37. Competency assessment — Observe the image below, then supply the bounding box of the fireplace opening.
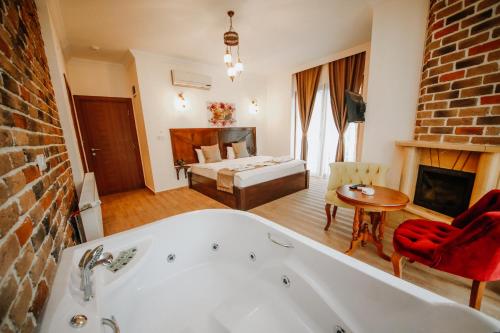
[413,165,475,217]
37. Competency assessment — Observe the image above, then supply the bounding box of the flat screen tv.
[345,90,366,123]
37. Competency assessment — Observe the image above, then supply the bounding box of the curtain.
[328,52,365,161]
[295,66,322,161]
[294,85,357,177]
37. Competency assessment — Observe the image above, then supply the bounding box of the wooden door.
[74,96,144,195]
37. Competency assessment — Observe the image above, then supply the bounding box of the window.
[293,84,357,178]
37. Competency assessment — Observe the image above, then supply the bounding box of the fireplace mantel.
[396,140,500,222]
[396,140,500,153]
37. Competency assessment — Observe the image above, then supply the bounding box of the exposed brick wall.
[0,1,77,332]
[415,0,500,144]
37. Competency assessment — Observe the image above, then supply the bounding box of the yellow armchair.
[324,162,388,230]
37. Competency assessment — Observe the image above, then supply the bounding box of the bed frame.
[169,127,309,210]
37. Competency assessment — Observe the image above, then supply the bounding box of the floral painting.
[207,102,236,127]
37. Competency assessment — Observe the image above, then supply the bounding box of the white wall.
[265,73,294,157]
[131,50,268,192]
[362,0,428,189]
[36,0,85,192]
[124,57,155,191]
[66,58,131,98]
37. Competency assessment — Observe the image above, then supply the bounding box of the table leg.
[366,224,371,243]
[375,211,390,261]
[345,207,361,255]
[360,209,371,246]
[379,211,386,240]
[371,213,380,241]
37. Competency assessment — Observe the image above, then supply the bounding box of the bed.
[169,127,309,210]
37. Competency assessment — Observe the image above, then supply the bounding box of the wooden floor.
[101,177,500,319]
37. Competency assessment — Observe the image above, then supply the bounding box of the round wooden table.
[336,185,409,261]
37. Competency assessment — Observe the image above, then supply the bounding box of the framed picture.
[207,102,236,127]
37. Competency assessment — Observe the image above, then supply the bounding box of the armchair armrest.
[434,211,500,281]
[452,189,500,229]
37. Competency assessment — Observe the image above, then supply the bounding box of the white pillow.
[227,147,235,160]
[195,149,205,163]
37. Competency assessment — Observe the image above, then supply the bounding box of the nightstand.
[175,165,190,180]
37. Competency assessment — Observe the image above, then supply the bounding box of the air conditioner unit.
[171,70,212,90]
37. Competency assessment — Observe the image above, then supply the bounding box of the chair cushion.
[325,191,352,208]
[393,219,460,265]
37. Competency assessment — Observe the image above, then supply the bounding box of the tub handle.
[102,316,120,333]
[268,233,294,248]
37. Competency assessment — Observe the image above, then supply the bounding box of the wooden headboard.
[169,127,256,165]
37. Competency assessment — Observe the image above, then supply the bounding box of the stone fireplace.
[396,140,499,222]
[398,0,500,222]
[415,0,500,145]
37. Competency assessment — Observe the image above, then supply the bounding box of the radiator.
[79,172,103,241]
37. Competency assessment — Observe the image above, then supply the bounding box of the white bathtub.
[40,209,499,333]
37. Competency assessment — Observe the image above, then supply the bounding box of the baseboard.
[145,184,156,194]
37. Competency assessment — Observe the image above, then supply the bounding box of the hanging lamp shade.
[224,11,239,46]
[224,31,239,46]
[223,10,242,81]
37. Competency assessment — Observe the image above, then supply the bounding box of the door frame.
[72,95,145,188]
[64,75,89,171]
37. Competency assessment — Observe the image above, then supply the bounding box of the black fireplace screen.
[413,165,475,217]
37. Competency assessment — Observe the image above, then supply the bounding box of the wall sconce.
[249,99,259,113]
[176,92,188,111]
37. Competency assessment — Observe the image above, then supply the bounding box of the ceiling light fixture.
[223,10,243,82]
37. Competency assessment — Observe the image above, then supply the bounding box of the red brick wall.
[0,1,77,332]
[415,0,500,144]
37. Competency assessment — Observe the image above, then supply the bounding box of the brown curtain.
[328,52,365,162]
[295,66,322,160]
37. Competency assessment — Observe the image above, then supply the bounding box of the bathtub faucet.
[79,245,113,302]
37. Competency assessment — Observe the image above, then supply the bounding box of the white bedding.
[189,156,306,188]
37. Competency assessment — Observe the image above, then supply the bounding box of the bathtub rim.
[41,209,500,331]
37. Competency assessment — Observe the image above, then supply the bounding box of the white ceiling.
[51,0,373,73]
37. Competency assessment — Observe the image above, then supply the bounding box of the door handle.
[90,148,101,156]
